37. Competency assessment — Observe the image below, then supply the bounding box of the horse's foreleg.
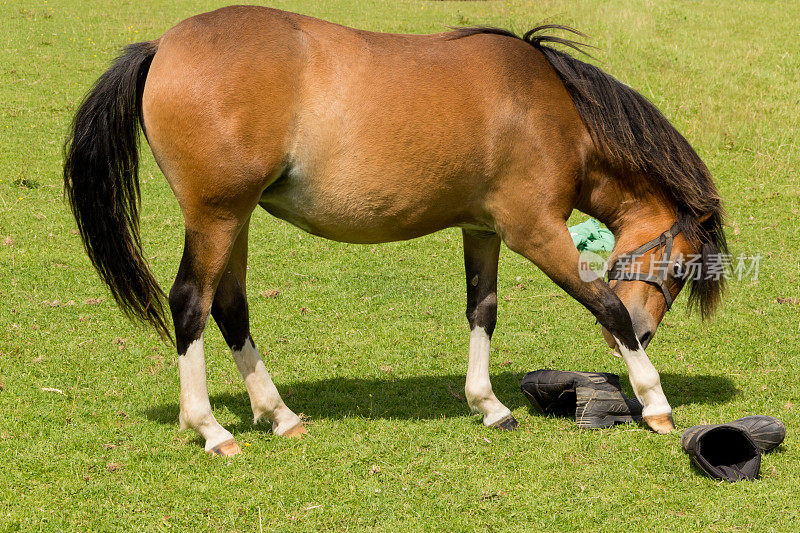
[462,230,517,430]
[503,221,674,434]
[211,221,305,437]
[170,221,245,456]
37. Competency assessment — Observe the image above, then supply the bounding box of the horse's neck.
[576,167,675,249]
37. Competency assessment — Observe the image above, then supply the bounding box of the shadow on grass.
[629,372,738,408]
[143,371,737,430]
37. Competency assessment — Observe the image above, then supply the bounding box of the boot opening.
[553,389,577,416]
[698,427,760,480]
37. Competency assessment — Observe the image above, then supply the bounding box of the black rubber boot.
[520,369,642,429]
[729,416,786,453]
[681,423,763,482]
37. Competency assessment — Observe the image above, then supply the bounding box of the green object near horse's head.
[569,218,615,252]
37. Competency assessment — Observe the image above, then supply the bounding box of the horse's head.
[601,211,727,349]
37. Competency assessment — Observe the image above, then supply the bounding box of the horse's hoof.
[208,439,242,457]
[282,422,308,438]
[491,415,519,431]
[643,413,674,434]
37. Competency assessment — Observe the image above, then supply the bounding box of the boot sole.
[576,414,640,429]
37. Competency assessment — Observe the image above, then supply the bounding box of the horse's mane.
[450,25,728,318]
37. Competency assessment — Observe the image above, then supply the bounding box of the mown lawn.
[1,0,799,530]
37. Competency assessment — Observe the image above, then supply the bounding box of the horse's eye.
[672,261,685,279]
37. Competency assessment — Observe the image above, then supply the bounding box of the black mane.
[450,25,727,318]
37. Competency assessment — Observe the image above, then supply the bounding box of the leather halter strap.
[606,222,682,311]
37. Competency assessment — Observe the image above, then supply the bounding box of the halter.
[606,222,682,311]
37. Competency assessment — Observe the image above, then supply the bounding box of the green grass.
[2,0,800,530]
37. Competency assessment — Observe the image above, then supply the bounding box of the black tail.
[64,41,171,341]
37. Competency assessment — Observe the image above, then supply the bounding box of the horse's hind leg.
[462,230,517,429]
[501,218,674,434]
[210,220,305,437]
[170,218,245,455]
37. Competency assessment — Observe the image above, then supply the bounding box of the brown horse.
[64,6,726,455]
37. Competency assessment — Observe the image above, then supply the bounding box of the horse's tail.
[63,41,171,341]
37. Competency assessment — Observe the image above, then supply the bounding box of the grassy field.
[2,0,799,530]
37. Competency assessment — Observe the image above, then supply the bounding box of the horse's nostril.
[639,331,653,348]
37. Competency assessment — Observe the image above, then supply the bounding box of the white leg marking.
[613,336,672,417]
[178,335,235,451]
[465,327,512,426]
[232,338,302,435]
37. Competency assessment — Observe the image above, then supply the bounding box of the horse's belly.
[259,166,476,244]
